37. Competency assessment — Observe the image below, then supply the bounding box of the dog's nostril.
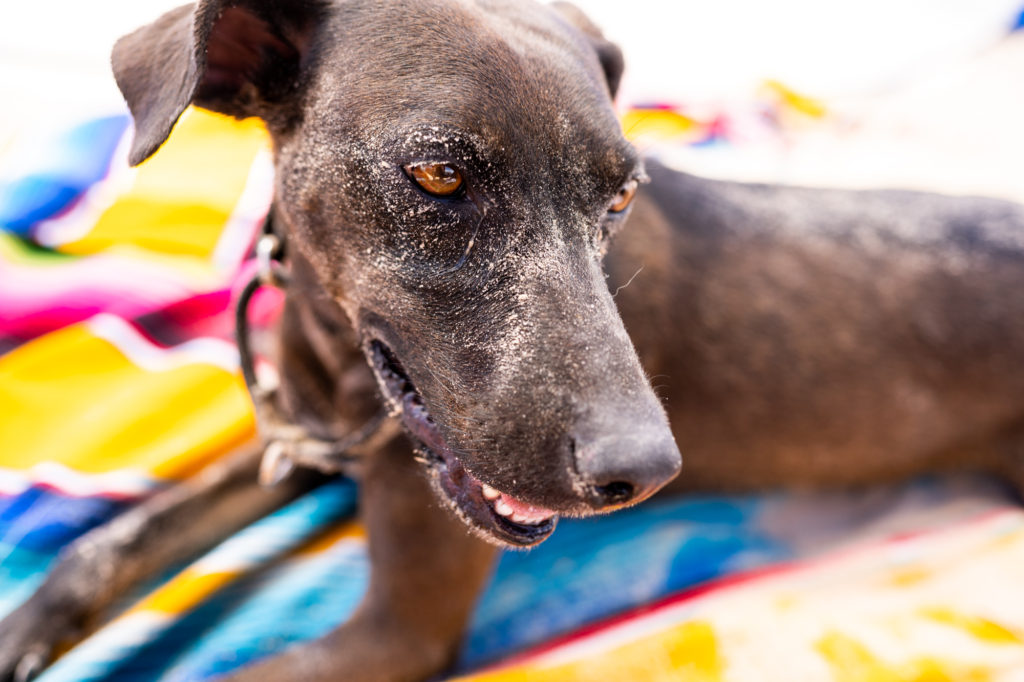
[571,414,682,511]
[593,481,635,505]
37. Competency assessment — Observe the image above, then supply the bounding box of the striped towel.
[2,103,1024,681]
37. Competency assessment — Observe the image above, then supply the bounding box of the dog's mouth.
[368,340,557,547]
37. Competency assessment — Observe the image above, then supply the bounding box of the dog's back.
[611,159,1024,492]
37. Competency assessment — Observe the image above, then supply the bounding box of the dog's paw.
[0,637,47,681]
[0,615,55,682]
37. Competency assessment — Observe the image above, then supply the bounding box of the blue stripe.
[35,479,360,682]
[0,488,129,553]
[0,543,57,618]
[12,474,1008,680]
[460,494,784,667]
[162,545,369,682]
[0,115,129,237]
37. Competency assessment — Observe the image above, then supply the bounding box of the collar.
[235,209,386,485]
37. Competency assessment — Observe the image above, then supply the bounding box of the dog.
[1,0,1023,680]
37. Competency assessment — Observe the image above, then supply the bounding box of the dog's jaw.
[368,340,557,548]
[426,444,558,549]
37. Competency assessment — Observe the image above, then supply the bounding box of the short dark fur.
[1,1,1022,680]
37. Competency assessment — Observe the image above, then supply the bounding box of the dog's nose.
[572,426,682,510]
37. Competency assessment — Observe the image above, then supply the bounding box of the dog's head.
[113,0,681,547]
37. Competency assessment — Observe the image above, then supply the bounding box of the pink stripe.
[231,259,285,326]
[31,481,149,503]
[0,257,218,338]
[1,259,285,344]
[0,462,160,500]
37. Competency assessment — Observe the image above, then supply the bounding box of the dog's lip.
[430,444,558,547]
[367,339,557,547]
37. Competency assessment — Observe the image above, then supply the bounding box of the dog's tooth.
[494,498,514,517]
[511,512,528,524]
[481,484,500,501]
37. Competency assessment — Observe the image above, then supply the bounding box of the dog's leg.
[223,435,497,682]
[989,420,1024,497]
[0,445,324,682]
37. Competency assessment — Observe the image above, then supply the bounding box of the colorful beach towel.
[3,99,1024,682]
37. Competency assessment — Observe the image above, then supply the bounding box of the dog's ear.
[111,0,325,166]
[549,2,625,99]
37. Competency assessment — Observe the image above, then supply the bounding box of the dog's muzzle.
[366,338,558,546]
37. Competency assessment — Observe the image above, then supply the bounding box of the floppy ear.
[549,1,625,99]
[111,0,325,166]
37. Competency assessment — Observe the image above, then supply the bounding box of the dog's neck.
[268,239,383,441]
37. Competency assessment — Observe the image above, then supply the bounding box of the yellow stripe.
[0,323,254,478]
[134,569,239,616]
[293,522,366,557]
[816,631,993,682]
[919,607,1021,646]
[762,80,827,119]
[455,621,722,682]
[621,108,704,143]
[59,108,269,259]
[126,523,365,617]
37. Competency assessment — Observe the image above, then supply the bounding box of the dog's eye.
[609,180,638,213]
[405,162,465,197]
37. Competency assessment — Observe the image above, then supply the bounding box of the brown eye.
[405,162,464,197]
[610,180,638,213]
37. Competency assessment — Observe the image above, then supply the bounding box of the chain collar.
[236,210,387,485]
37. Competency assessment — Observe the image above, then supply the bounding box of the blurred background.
[2,0,1023,199]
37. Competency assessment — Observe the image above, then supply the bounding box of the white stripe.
[34,126,137,248]
[193,534,364,575]
[0,462,157,498]
[211,149,275,270]
[0,468,29,496]
[86,313,239,374]
[36,612,172,682]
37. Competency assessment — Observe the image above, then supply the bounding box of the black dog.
[1,1,1022,680]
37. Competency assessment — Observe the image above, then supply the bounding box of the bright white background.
[1,0,1022,198]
